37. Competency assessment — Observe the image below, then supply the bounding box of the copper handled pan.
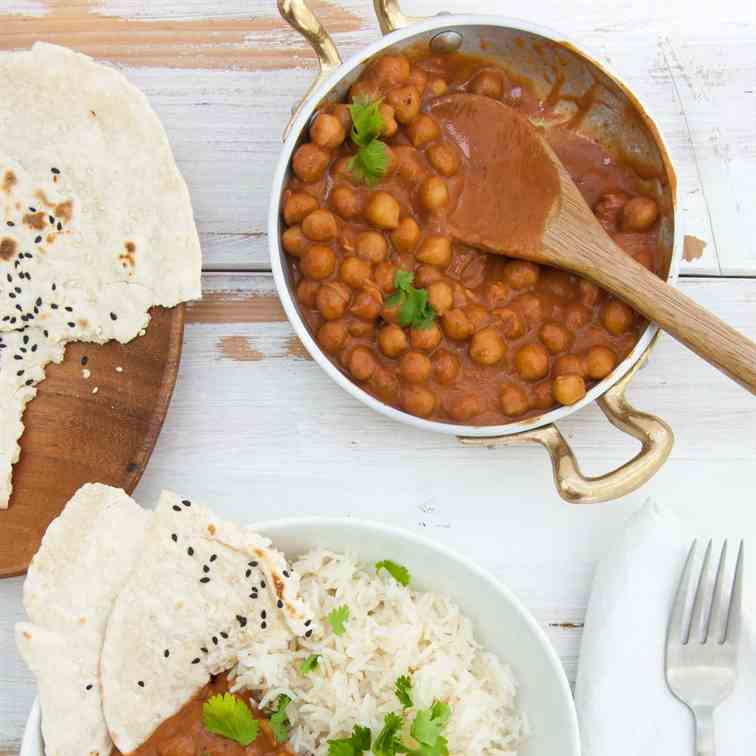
[269,0,679,503]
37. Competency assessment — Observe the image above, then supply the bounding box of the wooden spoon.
[431,93,756,394]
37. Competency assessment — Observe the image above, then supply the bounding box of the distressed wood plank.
[1,0,754,273]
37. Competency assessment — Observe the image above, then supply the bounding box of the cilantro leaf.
[269,694,291,744]
[373,712,407,756]
[347,96,390,185]
[385,270,437,330]
[299,654,321,675]
[410,701,450,748]
[327,724,372,755]
[202,693,259,746]
[394,675,413,708]
[327,605,350,636]
[376,561,411,587]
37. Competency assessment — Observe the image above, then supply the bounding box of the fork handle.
[693,706,715,756]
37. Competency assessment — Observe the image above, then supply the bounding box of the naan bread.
[0,43,202,508]
[15,484,150,756]
[101,491,314,753]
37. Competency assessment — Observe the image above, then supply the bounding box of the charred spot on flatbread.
[0,237,16,261]
[3,170,16,192]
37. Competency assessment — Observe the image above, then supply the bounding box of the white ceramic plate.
[21,517,580,756]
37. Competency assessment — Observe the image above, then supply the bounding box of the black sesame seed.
[171,533,178,542]
[187,547,194,556]
[182,499,191,507]
[191,658,200,665]
[200,577,210,584]
[260,580,266,588]
[201,647,208,654]
[250,561,258,567]
[236,615,247,628]
[81,356,89,366]
[34,236,42,244]
[172,505,181,512]
[137,681,145,688]
[164,649,170,658]
[261,610,267,619]
[261,621,267,629]
[283,571,290,578]
[56,222,62,231]
[220,632,228,639]
[67,322,76,328]
[249,593,257,600]
[86,684,93,691]
[51,167,60,174]
[210,554,217,562]
[110,312,118,321]
[203,565,210,573]
[277,600,283,609]
[304,620,311,627]
[245,569,252,578]
[305,629,313,638]
[212,636,218,645]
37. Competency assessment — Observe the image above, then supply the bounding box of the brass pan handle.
[277,0,343,141]
[460,340,674,503]
[373,0,426,34]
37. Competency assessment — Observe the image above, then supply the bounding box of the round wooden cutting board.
[0,305,184,577]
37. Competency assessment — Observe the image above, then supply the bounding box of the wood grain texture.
[0,306,184,577]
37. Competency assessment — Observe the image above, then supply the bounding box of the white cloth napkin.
[575,501,755,755]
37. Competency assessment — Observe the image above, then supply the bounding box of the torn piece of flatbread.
[15,483,150,756]
[0,43,202,507]
[101,491,315,753]
[0,328,64,507]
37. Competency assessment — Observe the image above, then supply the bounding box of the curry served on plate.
[281,50,667,425]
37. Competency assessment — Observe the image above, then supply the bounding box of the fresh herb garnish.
[327,724,372,756]
[202,693,259,746]
[347,96,390,186]
[410,701,450,752]
[385,271,437,329]
[269,694,291,744]
[372,712,406,756]
[394,675,413,709]
[300,654,321,675]
[376,560,411,587]
[327,605,350,636]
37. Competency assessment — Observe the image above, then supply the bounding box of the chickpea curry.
[281,50,666,425]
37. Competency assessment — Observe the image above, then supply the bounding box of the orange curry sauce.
[282,51,667,425]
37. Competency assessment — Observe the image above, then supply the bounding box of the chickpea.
[428,76,448,96]
[621,196,659,232]
[419,176,449,211]
[282,225,308,257]
[401,385,436,418]
[387,85,422,124]
[378,103,399,138]
[349,346,377,381]
[578,279,601,307]
[553,354,586,377]
[515,342,550,382]
[330,186,362,219]
[349,78,382,103]
[593,192,628,231]
[442,308,474,341]
[292,143,330,183]
[499,383,530,416]
[399,351,432,384]
[310,112,346,149]
[541,271,577,300]
[512,292,547,329]
[487,280,511,308]
[301,245,336,280]
[601,299,634,335]
[504,260,540,289]
[332,156,357,184]
[355,231,388,263]
[316,281,351,320]
[329,103,352,133]
[634,249,655,272]
[365,192,401,230]
[494,307,525,340]
[350,289,382,321]
[585,345,617,380]
[407,114,441,148]
[470,327,506,366]
[448,393,481,422]
[393,145,428,185]
[410,322,442,351]
[415,264,442,289]
[283,192,318,225]
[381,297,402,325]
[532,380,554,410]
[407,66,428,92]
[432,349,461,385]
[553,374,587,406]
[564,302,592,331]
[427,280,454,315]
[427,143,460,177]
[317,319,347,354]
[470,70,504,98]
[339,256,373,289]
[370,365,400,403]
[390,217,421,253]
[370,55,411,87]
[465,303,490,332]
[416,235,452,267]
[378,323,409,358]
[302,209,338,241]
[539,321,573,354]
[375,261,398,293]
[296,278,319,308]
[349,319,374,338]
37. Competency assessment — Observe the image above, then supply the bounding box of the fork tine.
[668,540,697,644]
[706,541,729,643]
[724,541,744,644]
[688,539,713,643]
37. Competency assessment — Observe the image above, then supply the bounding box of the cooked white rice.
[233,550,528,755]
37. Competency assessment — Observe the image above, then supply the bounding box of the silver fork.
[666,539,744,756]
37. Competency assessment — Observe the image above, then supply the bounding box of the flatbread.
[101,491,314,753]
[15,483,150,756]
[0,43,202,508]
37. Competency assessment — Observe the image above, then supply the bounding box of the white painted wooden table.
[1,1,755,752]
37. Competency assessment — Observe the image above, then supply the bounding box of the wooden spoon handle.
[587,251,756,394]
